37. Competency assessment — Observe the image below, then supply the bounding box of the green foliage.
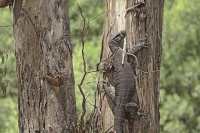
[59,0,103,119]
[160,0,200,132]
[0,9,16,97]
[69,0,103,114]
[0,97,18,133]
[69,0,104,40]
[73,41,101,112]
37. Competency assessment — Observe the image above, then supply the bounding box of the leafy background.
[0,0,200,132]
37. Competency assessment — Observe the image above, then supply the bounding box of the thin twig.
[77,5,102,132]
[77,4,88,131]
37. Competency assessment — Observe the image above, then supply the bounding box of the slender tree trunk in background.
[100,0,164,132]
[13,0,77,132]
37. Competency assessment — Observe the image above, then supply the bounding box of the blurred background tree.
[0,0,200,132]
[160,0,200,132]
[0,9,18,133]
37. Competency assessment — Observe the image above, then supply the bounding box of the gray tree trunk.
[13,0,77,133]
[100,0,164,132]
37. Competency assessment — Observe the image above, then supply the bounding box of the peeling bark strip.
[13,0,77,133]
[99,0,164,132]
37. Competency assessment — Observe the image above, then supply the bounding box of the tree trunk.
[100,0,164,132]
[99,1,126,132]
[13,0,77,133]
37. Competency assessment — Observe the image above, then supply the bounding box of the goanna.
[103,31,147,133]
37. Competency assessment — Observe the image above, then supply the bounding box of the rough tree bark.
[100,0,164,132]
[13,0,77,133]
[99,1,126,132]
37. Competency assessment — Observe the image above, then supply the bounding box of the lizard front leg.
[129,38,148,54]
[127,38,148,66]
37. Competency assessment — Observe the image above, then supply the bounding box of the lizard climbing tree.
[13,0,77,132]
[98,0,164,132]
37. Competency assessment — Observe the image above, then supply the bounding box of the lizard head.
[111,30,126,44]
[109,30,126,51]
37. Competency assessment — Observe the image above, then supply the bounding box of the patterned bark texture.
[13,0,77,133]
